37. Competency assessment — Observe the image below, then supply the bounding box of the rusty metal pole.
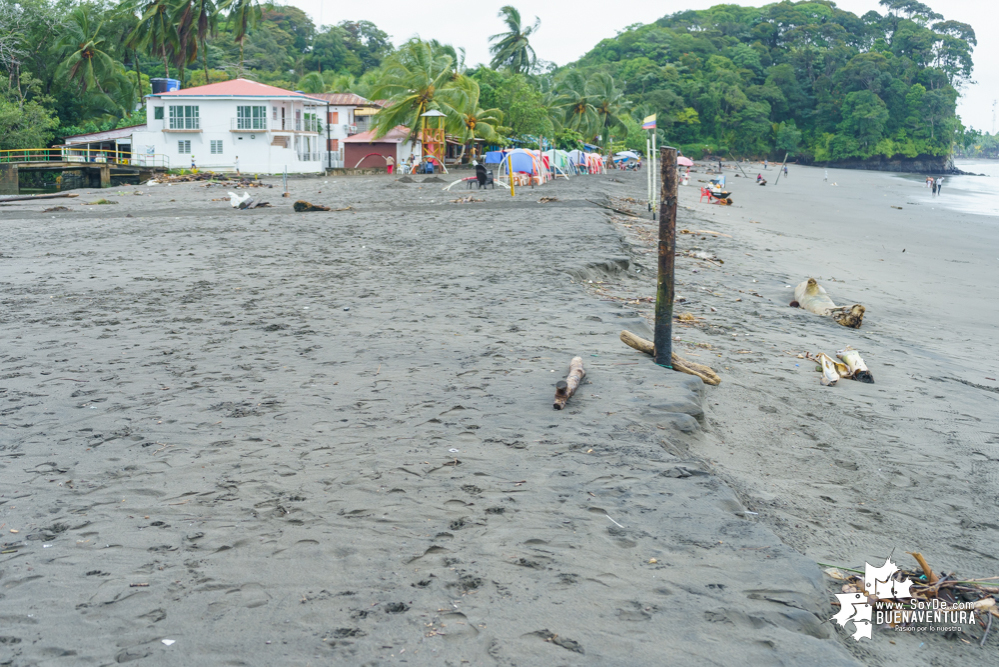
[654,146,678,368]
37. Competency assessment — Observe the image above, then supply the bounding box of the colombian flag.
[642,114,656,130]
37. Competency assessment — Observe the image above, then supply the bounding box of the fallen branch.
[553,356,585,410]
[0,192,79,203]
[293,200,330,212]
[620,330,721,385]
[679,229,731,237]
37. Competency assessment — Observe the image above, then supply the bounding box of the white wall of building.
[132,96,325,174]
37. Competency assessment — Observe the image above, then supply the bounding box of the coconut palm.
[369,39,469,141]
[489,6,540,74]
[220,0,260,70]
[297,71,326,94]
[588,72,630,157]
[124,0,179,80]
[556,70,598,138]
[452,78,503,160]
[55,9,120,97]
[181,0,219,83]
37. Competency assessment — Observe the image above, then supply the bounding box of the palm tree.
[297,71,326,94]
[183,0,219,83]
[220,0,260,71]
[588,72,630,158]
[369,40,469,141]
[556,71,598,139]
[489,6,540,74]
[452,78,503,161]
[124,0,179,80]
[55,9,119,97]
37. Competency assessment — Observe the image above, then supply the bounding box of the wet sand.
[0,164,993,665]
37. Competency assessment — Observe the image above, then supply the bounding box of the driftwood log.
[293,200,331,212]
[553,356,585,410]
[619,330,721,386]
[0,192,79,203]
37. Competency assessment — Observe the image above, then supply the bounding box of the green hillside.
[571,1,975,161]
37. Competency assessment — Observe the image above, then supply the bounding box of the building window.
[169,105,199,130]
[178,140,191,154]
[210,140,223,154]
[329,111,339,124]
[237,105,267,130]
[273,106,278,120]
[153,107,164,120]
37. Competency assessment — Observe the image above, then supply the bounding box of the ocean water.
[892,159,999,217]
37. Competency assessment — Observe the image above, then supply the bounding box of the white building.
[309,93,384,168]
[131,79,326,174]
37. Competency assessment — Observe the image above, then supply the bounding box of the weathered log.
[553,356,585,410]
[793,278,865,328]
[0,192,79,203]
[293,200,331,212]
[619,330,721,386]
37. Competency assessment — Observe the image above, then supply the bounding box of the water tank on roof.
[150,78,181,94]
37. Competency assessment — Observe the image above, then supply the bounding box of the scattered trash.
[162,639,175,646]
[679,229,732,237]
[813,352,842,386]
[792,278,865,328]
[891,205,903,209]
[293,201,352,212]
[449,196,484,204]
[448,448,460,453]
[683,250,723,265]
[42,206,70,212]
[229,191,251,209]
[538,196,559,203]
[553,356,585,410]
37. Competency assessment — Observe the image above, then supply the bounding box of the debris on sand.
[680,229,731,237]
[293,201,352,212]
[792,278,865,328]
[805,348,874,385]
[538,196,559,203]
[553,357,585,410]
[228,191,271,209]
[822,553,999,642]
[43,206,70,212]
[449,196,484,204]
[683,250,723,265]
[619,330,721,385]
[837,346,874,383]
[84,198,117,205]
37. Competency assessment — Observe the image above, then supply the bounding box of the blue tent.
[503,149,540,174]
[484,150,507,164]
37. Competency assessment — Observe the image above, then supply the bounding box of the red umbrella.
[677,156,694,167]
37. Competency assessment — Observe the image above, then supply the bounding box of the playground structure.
[0,147,169,195]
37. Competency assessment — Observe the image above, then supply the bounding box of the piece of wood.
[907,551,939,585]
[655,146,678,368]
[619,330,721,386]
[553,356,585,410]
[0,192,79,203]
[293,200,331,212]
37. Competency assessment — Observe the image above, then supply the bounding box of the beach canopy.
[567,149,586,165]
[615,150,641,159]
[677,156,694,167]
[500,148,543,175]
[543,149,572,173]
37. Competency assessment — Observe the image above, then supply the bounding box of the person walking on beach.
[937,176,944,194]
[931,177,937,195]
[234,156,240,176]
[783,164,788,177]
[824,169,828,181]
[386,155,395,175]
[764,159,768,170]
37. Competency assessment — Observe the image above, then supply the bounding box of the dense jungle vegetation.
[0,0,987,162]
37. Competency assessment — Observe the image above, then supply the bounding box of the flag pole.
[646,136,652,212]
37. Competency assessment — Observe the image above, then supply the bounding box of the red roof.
[310,92,375,106]
[343,125,414,144]
[155,78,323,101]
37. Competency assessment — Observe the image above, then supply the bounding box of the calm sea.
[892,159,999,217]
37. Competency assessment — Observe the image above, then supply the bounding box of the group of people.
[925,175,945,195]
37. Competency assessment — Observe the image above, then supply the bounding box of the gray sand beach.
[1,164,996,666]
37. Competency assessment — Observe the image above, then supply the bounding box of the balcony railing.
[295,117,320,132]
[297,151,321,162]
[232,117,268,131]
[0,147,170,168]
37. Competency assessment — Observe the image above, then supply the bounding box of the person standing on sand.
[937,176,944,194]
[783,164,788,177]
[931,177,937,195]
[234,156,240,176]
[386,155,395,175]
[824,169,828,181]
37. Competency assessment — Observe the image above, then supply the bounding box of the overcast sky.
[286,0,996,131]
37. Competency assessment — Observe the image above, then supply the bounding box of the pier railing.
[0,148,171,168]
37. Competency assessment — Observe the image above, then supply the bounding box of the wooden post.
[774,151,789,185]
[654,146,678,369]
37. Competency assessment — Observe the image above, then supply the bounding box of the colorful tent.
[499,148,544,177]
[543,149,573,176]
